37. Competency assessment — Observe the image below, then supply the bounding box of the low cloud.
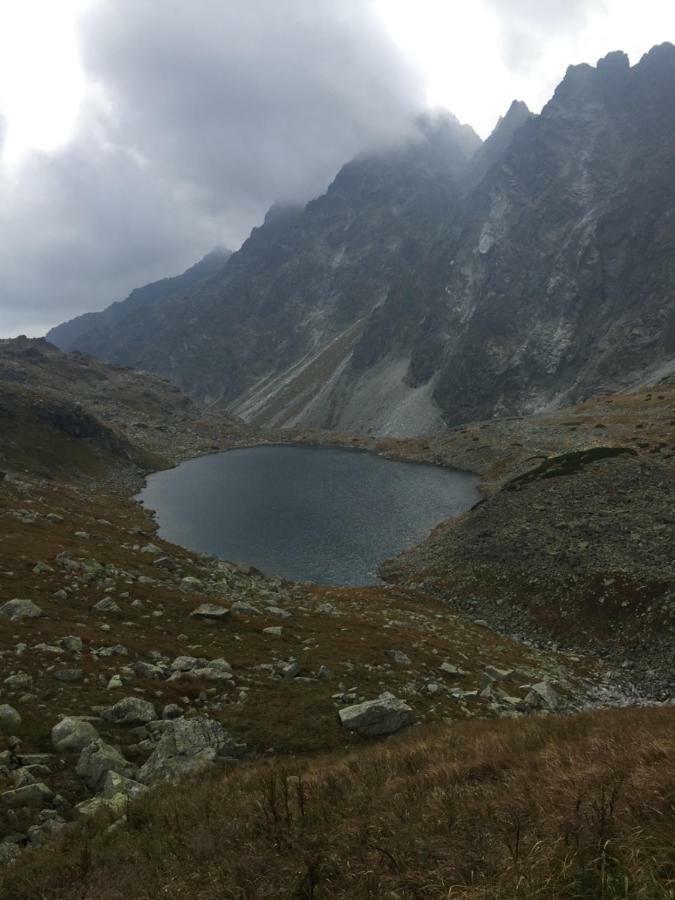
[1,0,423,336]
[486,0,607,72]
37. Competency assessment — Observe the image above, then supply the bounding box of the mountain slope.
[50,45,675,435]
[51,115,481,432]
[46,248,232,353]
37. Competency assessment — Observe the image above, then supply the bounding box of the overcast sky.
[0,0,673,337]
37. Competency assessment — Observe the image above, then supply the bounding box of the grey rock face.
[51,717,99,752]
[0,599,45,621]
[76,740,137,790]
[338,693,416,737]
[138,716,246,785]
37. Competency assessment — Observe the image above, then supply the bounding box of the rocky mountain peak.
[466,98,532,185]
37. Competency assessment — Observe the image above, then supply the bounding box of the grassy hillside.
[2,707,673,899]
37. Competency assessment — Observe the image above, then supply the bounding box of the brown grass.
[2,707,673,899]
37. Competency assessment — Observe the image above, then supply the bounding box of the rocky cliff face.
[49,45,675,435]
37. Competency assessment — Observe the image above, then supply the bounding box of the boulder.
[0,705,21,732]
[170,655,199,672]
[51,717,100,752]
[265,606,291,619]
[60,635,83,653]
[190,604,230,623]
[4,673,32,690]
[524,681,562,711]
[338,693,416,737]
[230,600,262,616]
[92,598,121,614]
[0,841,21,866]
[484,666,514,682]
[439,663,467,678]
[0,783,53,809]
[101,696,157,726]
[53,668,84,683]
[384,649,411,667]
[134,660,166,680]
[75,795,128,818]
[0,599,44,621]
[138,716,246,785]
[76,740,137,790]
[101,771,147,800]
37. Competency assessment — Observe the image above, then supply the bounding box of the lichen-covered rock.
[76,740,137,790]
[0,599,44,621]
[138,716,246,785]
[101,696,157,726]
[101,771,147,800]
[51,717,99,752]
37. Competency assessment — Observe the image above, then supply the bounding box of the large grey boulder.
[138,716,246,785]
[51,717,99,752]
[76,740,137,790]
[338,693,416,737]
[0,705,21,732]
[101,696,157,726]
[0,599,44,621]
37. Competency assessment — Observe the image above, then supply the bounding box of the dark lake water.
[137,445,479,586]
